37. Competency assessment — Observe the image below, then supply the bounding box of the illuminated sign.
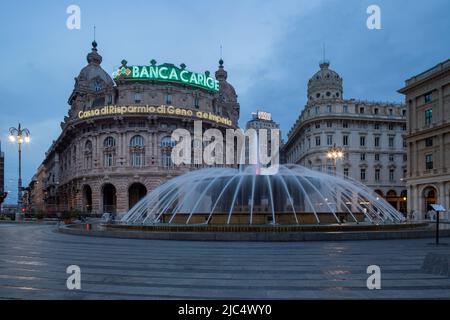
[77,105,233,126]
[113,61,219,93]
[256,111,272,121]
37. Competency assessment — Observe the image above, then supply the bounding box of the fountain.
[121,164,405,226]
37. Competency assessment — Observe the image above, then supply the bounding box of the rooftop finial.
[219,45,224,67]
[319,43,330,69]
[92,26,97,49]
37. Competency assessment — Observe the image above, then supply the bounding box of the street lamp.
[326,143,344,174]
[9,124,31,219]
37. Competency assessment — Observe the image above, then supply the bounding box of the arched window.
[161,136,176,148]
[130,135,144,147]
[104,136,116,148]
[130,135,145,167]
[85,140,92,152]
[161,136,176,168]
[103,136,116,167]
[84,140,93,169]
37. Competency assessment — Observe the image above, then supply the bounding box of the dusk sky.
[0,0,448,204]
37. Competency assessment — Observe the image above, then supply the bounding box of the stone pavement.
[0,223,449,299]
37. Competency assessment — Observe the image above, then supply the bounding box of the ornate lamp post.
[9,124,31,218]
[326,143,344,175]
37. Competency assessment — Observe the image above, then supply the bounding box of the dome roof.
[122,164,405,226]
[215,59,237,102]
[74,41,114,90]
[307,61,343,100]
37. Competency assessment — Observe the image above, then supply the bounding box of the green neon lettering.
[169,68,179,80]
[189,72,198,84]
[132,66,140,77]
[159,67,169,79]
[180,70,189,82]
[140,66,149,78]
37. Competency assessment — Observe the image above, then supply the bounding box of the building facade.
[284,61,408,214]
[35,41,240,215]
[245,111,281,166]
[399,59,450,219]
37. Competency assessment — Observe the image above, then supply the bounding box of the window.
[194,97,200,109]
[375,153,380,161]
[374,136,380,147]
[85,140,92,152]
[425,108,432,126]
[388,123,394,130]
[327,135,333,146]
[360,136,366,147]
[389,109,393,116]
[343,105,348,113]
[389,136,395,148]
[360,169,366,181]
[326,121,332,128]
[403,139,407,148]
[359,107,364,114]
[343,135,349,146]
[360,153,366,161]
[403,154,407,162]
[402,123,407,130]
[315,106,320,115]
[375,169,380,181]
[104,136,116,148]
[315,136,321,146]
[130,135,144,147]
[374,123,380,130]
[326,105,332,113]
[424,92,432,103]
[108,95,113,104]
[374,108,379,115]
[425,154,433,170]
[389,169,395,182]
[425,137,433,147]
[343,121,349,128]
[166,94,173,105]
[130,135,145,167]
[389,154,394,162]
[134,93,141,103]
[104,153,114,167]
[161,136,176,148]
[402,110,406,116]
[344,168,349,179]
[315,122,321,129]
[161,136,176,168]
[84,140,92,169]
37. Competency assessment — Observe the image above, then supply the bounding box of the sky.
[0,0,448,204]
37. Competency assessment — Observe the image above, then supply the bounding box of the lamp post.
[326,143,344,175]
[9,124,31,219]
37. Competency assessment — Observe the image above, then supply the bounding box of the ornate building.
[36,41,240,215]
[399,59,450,219]
[284,61,408,214]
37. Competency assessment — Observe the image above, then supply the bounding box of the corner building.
[284,61,408,214]
[399,59,450,219]
[40,41,240,215]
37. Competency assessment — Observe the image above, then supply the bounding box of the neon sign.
[113,61,219,93]
[77,105,233,126]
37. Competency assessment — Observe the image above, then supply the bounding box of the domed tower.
[67,41,115,120]
[307,60,343,103]
[215,59,240,126]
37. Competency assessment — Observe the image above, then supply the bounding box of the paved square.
[0,223,449,299]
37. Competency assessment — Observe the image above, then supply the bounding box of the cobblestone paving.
[0,224,449,299]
